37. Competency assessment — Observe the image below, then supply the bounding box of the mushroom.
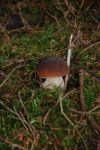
[36,34,73,91]
[37,57,69,90]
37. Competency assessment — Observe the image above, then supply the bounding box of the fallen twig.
[59,93,88,150]
[84,41,100,51]
[43,99,59,125]
[79,69,86,110]
[18,91,29,119]
[63,0,76,16]
[0,64,24,89]
[0,136,28,150]
[59,94,74,126]
[79,69,100,133]
[67,107,100,115]
[0,100,35,137]
[76,41,100,58]
[46,12,60,28]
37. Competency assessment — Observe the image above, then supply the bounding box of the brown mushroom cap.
[37,57,69,77]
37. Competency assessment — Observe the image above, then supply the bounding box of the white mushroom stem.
[42,76,64,90]
[64,34,73,89]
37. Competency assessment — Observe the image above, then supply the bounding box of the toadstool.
[37,57,69,90]
[36,34,73,91]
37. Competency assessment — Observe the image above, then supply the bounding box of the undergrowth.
[0,1,100,150]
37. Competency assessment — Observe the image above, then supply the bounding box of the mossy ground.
[0,1,100,150]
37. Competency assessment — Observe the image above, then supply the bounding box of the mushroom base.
[41,76,64,90]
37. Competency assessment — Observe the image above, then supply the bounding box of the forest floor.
[0,1,100,150]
